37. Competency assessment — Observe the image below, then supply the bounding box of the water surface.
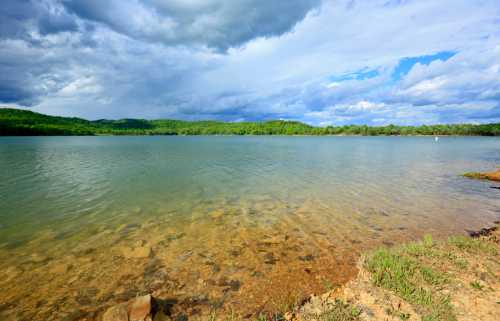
[0,136,499,320]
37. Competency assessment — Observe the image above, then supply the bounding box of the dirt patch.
[293,224,500,321]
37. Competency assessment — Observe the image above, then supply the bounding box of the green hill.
[1,108,499,136]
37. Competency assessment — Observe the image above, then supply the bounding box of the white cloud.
[1,0,499,124]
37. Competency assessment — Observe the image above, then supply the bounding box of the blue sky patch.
[392,51,456,81]
[329,68,380,82]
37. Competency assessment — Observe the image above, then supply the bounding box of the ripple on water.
[0,136,499,320]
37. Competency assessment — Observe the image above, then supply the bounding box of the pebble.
[122,246,152,259]
[264,252,278,264]
[299,254,315,261]
[30,253,50,264]
[50,263,72,274]
[210,209,225,219]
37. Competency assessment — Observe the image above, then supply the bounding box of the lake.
[0,136,499,320]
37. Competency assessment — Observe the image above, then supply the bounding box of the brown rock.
[103,303,128,321]
[122,246,152,259]
[129,294,152,321]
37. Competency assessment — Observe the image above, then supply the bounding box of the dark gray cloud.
[0,0,78,40]
[37,8,78,35]
[62,0,321,51]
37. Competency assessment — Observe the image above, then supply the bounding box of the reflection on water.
[0,136,499,320]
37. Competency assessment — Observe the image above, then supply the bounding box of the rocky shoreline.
[100,223,499,321]
[292,222,499,321]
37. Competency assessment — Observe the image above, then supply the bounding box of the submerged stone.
[210,209,225,220]
[61,309,86,321]
[129,294,152,321]
[50,262,72,274]
[298,254,315,261]
[122,246,152,259]
[228,280,241,291]
[166,233,185,242]
[263,252,278,264]
[29,253,52,265]
[103,303,128,321]
[251,271,263,278]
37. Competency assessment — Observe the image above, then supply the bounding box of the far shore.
[3,133,500,137]
[1,108,499,136]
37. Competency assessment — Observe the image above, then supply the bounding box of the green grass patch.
[470,281,484,291]
[447,236,497,255]
[366,240,456,321]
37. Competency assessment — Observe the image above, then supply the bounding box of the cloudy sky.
[1,0,500,125]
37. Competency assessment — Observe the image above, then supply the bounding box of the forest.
[1,108,499,136]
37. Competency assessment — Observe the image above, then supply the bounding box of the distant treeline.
[1,108,499,136]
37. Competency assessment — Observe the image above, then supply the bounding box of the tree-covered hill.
[1,108,499,136]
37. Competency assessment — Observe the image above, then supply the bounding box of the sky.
[1,0,500,125]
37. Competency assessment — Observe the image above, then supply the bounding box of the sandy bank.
[294,224,499,321]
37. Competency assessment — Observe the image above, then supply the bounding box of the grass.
[312,299,362,321]
[447,235,497,255]
[385,307,411,320]
[366,235,456,321]
[208,230,497,321]
[470,281,484,291]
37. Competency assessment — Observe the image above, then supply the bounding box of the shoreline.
[97,222,499,321]
[2,134,500,137]
[294,222,499,321]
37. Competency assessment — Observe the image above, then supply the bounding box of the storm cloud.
[62,0,321,50]
[1,0,499,124]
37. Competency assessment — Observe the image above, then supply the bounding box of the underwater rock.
[3,266,22,281]
[118,223,142,234]
[263,252,278,265]
[468,226,497,238]
[30,253,51,264]
[129,294,152,321]
[210,209,225,219]
[179,250,193,261]
[50,262,72,274]
[122,246,152,259]
[298,254,315,262]
[228,280,241,291]
[61,309,87,321]
[229,248,242,257]
[215,277,241,291]
[166,233,186,242]
[103,303,129,321]
[251,271,264,278]
[103,294,156,321]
